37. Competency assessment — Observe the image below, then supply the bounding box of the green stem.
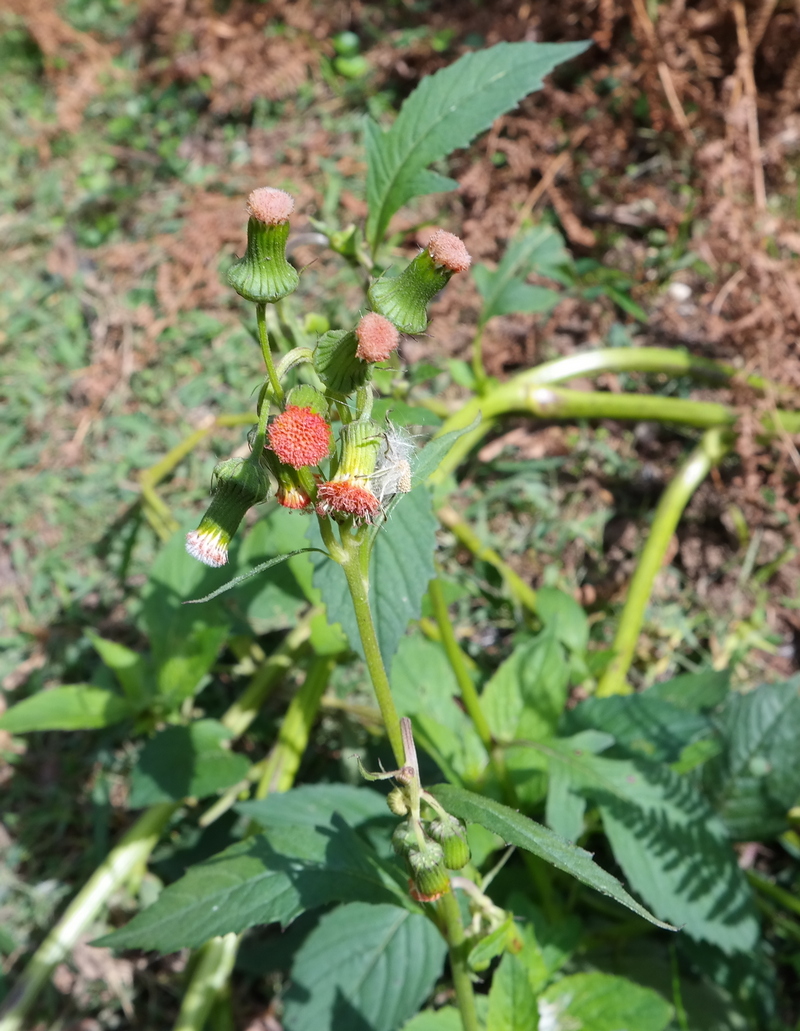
[0,803,178,1031]
[470,324,489,394]
[339,536,405,766]
[438,890,479,1031]
[596,427,732,696]
[256,302,284,406]
[171,933,240,1031]
[255,656,333,798]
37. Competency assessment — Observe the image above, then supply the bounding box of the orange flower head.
[316,480,381,522]
[268,406,331,469]
[355,312,400,363]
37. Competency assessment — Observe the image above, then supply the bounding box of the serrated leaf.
[97,817,408,953]
[703,678,800,840]
[0,685,134,733]
[474,225,570,325]
[487,951,539,1031]
[365,41,590,251]
[309,486,437,669]
[128,719,251,807]
[538,973,672,1031]
[537,740,759,952]
[282,902,447,1031]
[428,783,674,930]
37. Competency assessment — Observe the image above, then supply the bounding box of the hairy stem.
[339,536,405,767]
[439,890,480,1031]
[596,427,733,696]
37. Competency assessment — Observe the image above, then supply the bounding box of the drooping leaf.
[308,486,437,669]
[282,902,447,1031]
[474,225,570,326]
[0,685,134,733]
[428,783,674,930]
[486,951,539,1031]
[538,973,672,1031]
[703,678,800,840]
[537,739,759,952]
[128,719,251,807]
[97,816,409,953]
[365,41,591,252]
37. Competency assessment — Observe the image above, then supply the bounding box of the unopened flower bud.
[392,820,416,856]
[226,187,300,304]
[368,230,471,334]
[428,814,471,870]
[408,839,450,901]
[268,405,331,469]
[355,312,400,363]
[186,457,270,567]
[387,787,409,816]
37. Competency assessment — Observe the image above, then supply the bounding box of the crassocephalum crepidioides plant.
[184,186,484,1030]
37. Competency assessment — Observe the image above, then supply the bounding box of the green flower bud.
[387,787,409,817]
[226,187,300,304]
[368,230,471,334]
[392,820,417,856]
[428,814,471,870]
[186,457,270,567]
[408,839,450,901]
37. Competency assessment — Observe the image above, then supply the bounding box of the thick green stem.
[0,803,177,1031]
[438,890,480,1031]
[340,538,405,766]
[171,933,240,1031]
[596,427,732,696]
[256,302,284,406]
[255,656,333,798]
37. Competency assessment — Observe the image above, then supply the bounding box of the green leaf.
[474,225,570,325]
[507,896,581,993]
[0,685,134,733]
[481,632,568,742]
[141,530,230,705]
[428,783,674,930]
[487,951,539,1031]
[703,678,800,839]
[97,818,408,953]
[128,719,251,807]
[282,902,447,1031]
[565,693,712,763]
[309,486,437,668]
[535,586,589,653]
[402,1009,464,1031]
[537,740,759,952]
[87,632,151,706]
[646,668,730,712]
[411,416,482,488]
[365,41,590,251]
[538,973,672,1031]
[391,634,487,780]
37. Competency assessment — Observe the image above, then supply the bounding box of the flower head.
[355,312,400,363]
[246,187,294,225]
[186,457,270,567]
[316,479,380,521]
[268,405,331,469]
[276,479,313,510]
[426,229,471,272]
[226,187,299,304]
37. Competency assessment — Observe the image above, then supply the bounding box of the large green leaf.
[0,685,134,733]
[538,739,759,952]
[87,632,151,706]
[428,784,674,930]
[481,632,568,743]
[141,530,230,705]
[473,225,570,326]
[128,719,251,807]
[703,678,800,840]
[365,41,590,252]
[486,951,539,1031]
[282,902,447,1031]
[538,973,672,1031]
[309,486,437,669]
[97,818,408,953]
